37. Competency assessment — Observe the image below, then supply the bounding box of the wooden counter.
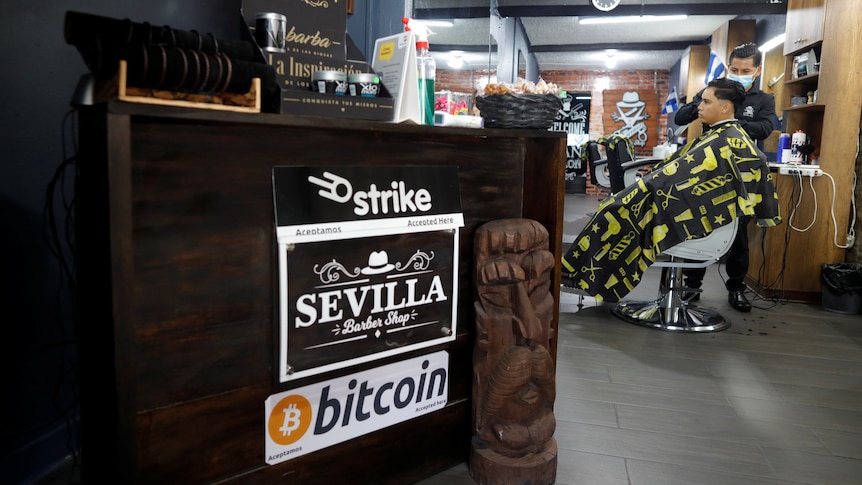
[75,102,566,483]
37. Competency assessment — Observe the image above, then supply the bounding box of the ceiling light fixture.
[421,20,454,28]
[759,33,786,53]
[605,50,617,69]
[579,14,688,25]
[446,50,466,69]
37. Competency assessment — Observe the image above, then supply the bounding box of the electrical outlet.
[779,165,822,177]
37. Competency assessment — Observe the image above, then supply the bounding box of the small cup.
[255,13,286,53]
[312,70,347,95]
[348,73,380,98]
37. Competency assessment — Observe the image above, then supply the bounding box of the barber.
[674,42,777,312]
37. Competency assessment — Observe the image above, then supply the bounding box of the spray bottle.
[402,17,436,126]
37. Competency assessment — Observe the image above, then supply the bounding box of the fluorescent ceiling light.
[759,33,786,53]
[422,20,454,28]
[579,15,688,25]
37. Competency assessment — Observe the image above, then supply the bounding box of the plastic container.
[821,262,862,314]
[255,12,286,53]
[348,73,380,97]
[416,44,436,125]
[822,289,862,314]
[776,133,790,163]
[403,18,435,125]
[789,130,806,163]
[435,90,472,115]
[311,70,347,95]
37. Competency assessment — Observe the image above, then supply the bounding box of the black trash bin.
[821,262,862,314]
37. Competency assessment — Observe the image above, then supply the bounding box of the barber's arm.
[673,88,704,126]
[737,94,776,141]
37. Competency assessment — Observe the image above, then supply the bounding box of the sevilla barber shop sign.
[272,166,463,383]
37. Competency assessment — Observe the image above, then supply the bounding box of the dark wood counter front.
[75,102,566,483]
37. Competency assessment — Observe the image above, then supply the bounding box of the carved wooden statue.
[469,218,557,485]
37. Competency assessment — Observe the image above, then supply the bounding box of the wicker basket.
[475,93,562,129]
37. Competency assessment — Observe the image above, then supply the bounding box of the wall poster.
[272,166,464,383]
[551,91,591,192]
[602,89,659,151]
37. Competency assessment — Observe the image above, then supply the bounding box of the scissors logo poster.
[603,90,659,149]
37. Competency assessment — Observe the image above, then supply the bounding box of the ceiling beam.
[530,40,707,52]
[498,3,787,17]
[415,2,787,19]
[413,7,489,20]
[432,39,708,54]
[432,44,497,53]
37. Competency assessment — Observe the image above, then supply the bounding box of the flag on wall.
[705,52,726,84]
[662,87,679,115]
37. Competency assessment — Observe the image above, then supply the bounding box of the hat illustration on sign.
[361,250,395,275]
[618,91,645,108]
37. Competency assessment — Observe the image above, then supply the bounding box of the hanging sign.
[272,166,463,382]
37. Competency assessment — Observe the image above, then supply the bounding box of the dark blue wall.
[0,2,241,483]
[0,2,391,482]
[347,0,406,62]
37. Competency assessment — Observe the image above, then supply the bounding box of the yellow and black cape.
[561,121,781,302]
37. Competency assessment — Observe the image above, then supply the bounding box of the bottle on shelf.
[403,17,436,126]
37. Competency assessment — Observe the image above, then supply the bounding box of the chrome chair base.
[609,266,731,333]
[611,300,730,332]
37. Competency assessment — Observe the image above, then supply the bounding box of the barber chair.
[610,220,738,332]
[564,133,735,331]
[564,136,666,313]
[585,134,662,195]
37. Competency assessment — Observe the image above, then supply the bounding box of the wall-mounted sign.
[551,92,591,190]
[602,90,659,151]
[265,351,449,465]
[272,166,463,382]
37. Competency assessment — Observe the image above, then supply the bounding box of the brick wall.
[436,68,671,197]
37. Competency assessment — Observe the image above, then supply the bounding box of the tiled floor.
[35,194,862,484]
[414,193,862,484]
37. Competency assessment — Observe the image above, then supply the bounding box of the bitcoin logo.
[268,394,313,445]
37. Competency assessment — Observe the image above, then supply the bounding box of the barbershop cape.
[561,120,781,302]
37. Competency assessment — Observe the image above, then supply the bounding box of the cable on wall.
[823,169,857,249]
[787,172,818,232]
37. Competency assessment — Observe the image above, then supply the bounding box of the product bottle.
[403,17,436,126]
[777,133,790,163]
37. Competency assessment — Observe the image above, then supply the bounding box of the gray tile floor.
[416,193,862,485]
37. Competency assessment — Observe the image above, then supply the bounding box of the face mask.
[727,73,754,89]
